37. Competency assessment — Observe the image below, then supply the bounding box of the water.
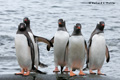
[0,0,120,78]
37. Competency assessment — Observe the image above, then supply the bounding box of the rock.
[0,74,119,80]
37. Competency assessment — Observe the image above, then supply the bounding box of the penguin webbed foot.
[79,70,86,76]
[63,67,70,72]
[89,70,96,75]
[70,71,76,77]
[23,71,30,76]
[15,69,24,75]
[90,72,96,75]
[97,70,106,76]
[15,72,24,75]
[53,67,60,73]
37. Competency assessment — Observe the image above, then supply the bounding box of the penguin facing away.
[23,17,52,68]
[15,23,46,76]
[50,19,69,73]
[67,23,87,76]
[86,21,110,75]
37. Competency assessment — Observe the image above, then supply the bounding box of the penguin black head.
[23,17,30,25]
[74,23,81,32]
[72,23,82,35]
[18,23,26,31]
[58,19,65,27]
[97,21,105,31]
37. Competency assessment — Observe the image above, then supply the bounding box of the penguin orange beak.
[77,26,80,29]
[101,24,104,26]
[59,22,62,25]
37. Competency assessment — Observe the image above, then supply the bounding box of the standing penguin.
[15,23,45,76]
[68,23,87,76]
[23,17,52,68]
[86,21,110,75]
[50,19,69,73]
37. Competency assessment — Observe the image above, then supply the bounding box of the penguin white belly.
[54,31,69,66]
[28,32,38,68]
[15,34,32,70]
[89,33,106,70]
[68,36,85,70]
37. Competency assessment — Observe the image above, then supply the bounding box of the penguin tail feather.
[32,67,47,74]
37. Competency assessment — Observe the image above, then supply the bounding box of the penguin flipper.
[35,36,52,45]
[47,37,54,51]
[50,37,54,44]
[34,36,53,51]
[86,40,91,64]
[83,47,90,71]
[83,40,88,71]
[106,45,110,63]
[84,40,87,53]
[29,42,35,69]
[64,41,69,63]
[26,35,35,70]
[83,40,91,71]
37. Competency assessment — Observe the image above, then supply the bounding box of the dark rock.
[0,74,119,80]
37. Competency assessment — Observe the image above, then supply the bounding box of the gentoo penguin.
[15,23,46,76]
[86,21,110,75]
[23,17,52,68]
[50,19,69,73]
[67,23,87,76]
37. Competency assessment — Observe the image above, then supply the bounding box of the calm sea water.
[0,0,120,78]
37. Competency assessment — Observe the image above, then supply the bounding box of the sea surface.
[0,0,120,78]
